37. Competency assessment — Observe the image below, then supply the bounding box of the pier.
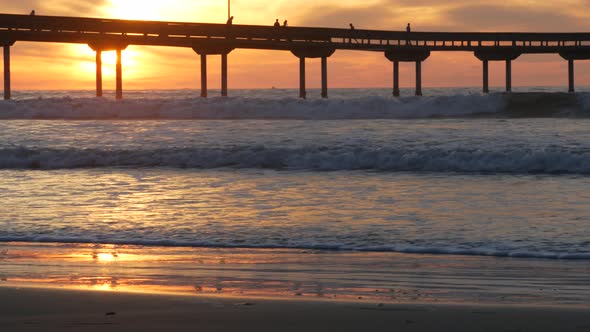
[2,13,590,100]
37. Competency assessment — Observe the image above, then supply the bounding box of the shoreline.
[1,286,589,332]
[1,241,590,308]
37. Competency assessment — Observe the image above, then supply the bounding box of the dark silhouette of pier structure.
[2,13,590,100]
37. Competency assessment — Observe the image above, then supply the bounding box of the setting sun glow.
[103,0,226,22]
[96,252,117,263]
[105,0,170,21]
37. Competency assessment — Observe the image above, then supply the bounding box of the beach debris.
[105,312,116,316]
[234,302,255,306]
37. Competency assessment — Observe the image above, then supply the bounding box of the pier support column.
[393,61,400,97]
[299,57,306,99]
[200,54,207,98]
[568,59,575,93]
[506,60,512,92]
[192,46,234,98]
[482,60,489,94]
[290,47,335,99]
[3,45,10,100]
[321,56,328,98]
[115,49,122,100]
[221,53,228,97]
[95,50,103,97]
[415,61,422,96]
[475,50,521,95]
[384,49,430,97]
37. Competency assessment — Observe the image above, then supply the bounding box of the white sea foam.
[0,94,510,119]
[1,236,588,260]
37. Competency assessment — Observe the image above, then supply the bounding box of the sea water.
[1,88,590,304]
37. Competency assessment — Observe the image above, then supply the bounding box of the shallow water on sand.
[1,242,589,306]
[1,169,590,259]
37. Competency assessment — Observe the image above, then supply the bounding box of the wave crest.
[2,145,590,173]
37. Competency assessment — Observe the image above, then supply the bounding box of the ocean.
[1,88,590,306]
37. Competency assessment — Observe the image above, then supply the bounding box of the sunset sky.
[3,0,590,91]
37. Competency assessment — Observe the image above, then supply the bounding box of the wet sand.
[1,286,589,332]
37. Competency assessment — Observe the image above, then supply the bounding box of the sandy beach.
[1,286,589,332]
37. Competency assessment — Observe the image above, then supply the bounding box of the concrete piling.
[415,61,422,96]
[506,60,512,92]
[200,54,207,98]
[221,53,228,97]
[393,61,400,97]
[115,49,122,100]
[321,56,328,98]
[483,60,489,94]
[568,59,575,93]
[95,50,102,97]
[3,45,10,100]
[299,57,306,99]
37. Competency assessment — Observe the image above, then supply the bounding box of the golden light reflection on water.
[0,242,452,302]
[3,242,588,307]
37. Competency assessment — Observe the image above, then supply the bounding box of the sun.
[103,0,224,22]
[105,0,171,21]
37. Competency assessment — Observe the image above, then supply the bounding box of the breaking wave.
[1,236,589,260]
[1,92,589,119]
[2,145,590,173]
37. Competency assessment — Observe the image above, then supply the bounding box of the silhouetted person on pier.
[30,10,35,16]
[225,16,234,40]
[406,23,411,45]
[282,20,291,41]
[273,19,281,41]
[349,23,358,43]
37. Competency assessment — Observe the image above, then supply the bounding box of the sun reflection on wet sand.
[1,242,590,307]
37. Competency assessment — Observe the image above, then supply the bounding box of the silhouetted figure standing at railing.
[225,16,234,39]
[273,19,281,41]
[30,10,35,15]
[283,20,290,41]
[406,23,411,45]
[349,23,358,44]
